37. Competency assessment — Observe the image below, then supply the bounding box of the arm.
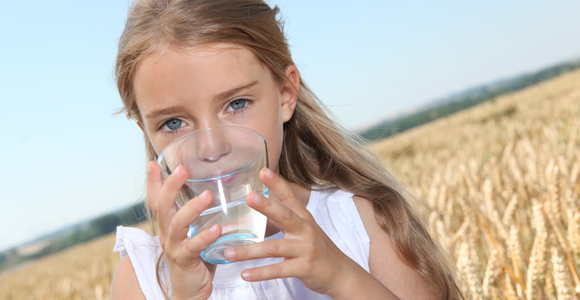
[329,259,400,300]
[353,196,437,299]
[111,256,147,300]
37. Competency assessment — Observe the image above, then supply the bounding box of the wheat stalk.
[458,241,484,300]
[482,249,499,299]
[551,247,573,300]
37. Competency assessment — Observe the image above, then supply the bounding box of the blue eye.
[227,99,248,112]
[163,119,185,131]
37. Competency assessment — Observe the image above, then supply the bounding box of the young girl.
[111,0,463,299]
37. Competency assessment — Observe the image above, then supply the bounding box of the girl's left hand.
[223,168,366,298]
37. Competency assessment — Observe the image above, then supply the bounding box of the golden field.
[371,68,580,299]
[1,69,579,299]
[0,232,119,300]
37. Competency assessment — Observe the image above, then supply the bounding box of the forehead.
[136,43,265,81]
[133,43,271,104]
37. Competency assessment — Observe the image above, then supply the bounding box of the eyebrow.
[212,80,258,103]
[145,105,188,120]
[144,80,259,120]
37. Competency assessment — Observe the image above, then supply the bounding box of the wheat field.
[0,232,119,300]
[1,70,579,299]
[371,69,580,300]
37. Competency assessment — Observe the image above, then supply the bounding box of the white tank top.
[113,188,370,299]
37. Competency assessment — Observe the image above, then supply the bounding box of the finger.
[147,161,163,218]
[240,260,302,282]
[157,165,188,242]
[246,191,303,233]
[177,224,222,262]
[166,190,213,250]
[224,239,300,262]
[260,168,309,217]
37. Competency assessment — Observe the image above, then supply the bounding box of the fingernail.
[174,166,182,175]
[200,191,209,201]
[224,247,236,260]
[263,168,274,179]
[241,271,251,280]
[210,224,220,233]
[252,192,262,205]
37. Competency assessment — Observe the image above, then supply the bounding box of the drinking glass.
[156,126,269,264]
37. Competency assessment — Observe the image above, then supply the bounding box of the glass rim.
[156,126,267,182]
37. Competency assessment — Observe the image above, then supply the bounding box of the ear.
[137,121,145,133]
[280,65,300,123]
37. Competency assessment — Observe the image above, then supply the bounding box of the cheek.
[142,127,166,156]
[255,95,286,172]
[267,125,284,172]
[258,116,284,172]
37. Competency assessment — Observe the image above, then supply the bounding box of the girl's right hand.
[147,161,222,300]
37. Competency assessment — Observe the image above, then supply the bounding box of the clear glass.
[156,126,269,264]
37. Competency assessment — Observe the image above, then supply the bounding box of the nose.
[196,128,231,162]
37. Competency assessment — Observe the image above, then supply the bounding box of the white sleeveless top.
[113,188,370,299]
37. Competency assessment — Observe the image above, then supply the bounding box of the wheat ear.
[551,247,573,300]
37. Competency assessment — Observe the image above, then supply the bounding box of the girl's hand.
[147,161,221,300]
[222,168,376,299]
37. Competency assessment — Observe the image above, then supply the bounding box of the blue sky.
[1,0,579,251]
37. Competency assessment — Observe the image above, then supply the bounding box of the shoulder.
[111,255,147,300]
[353,196,437,300]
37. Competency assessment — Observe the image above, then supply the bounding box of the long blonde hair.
[116,0,463,298]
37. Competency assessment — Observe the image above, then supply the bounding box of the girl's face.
[133,43,299,173]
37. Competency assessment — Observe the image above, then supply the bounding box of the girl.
[111,0,463,299]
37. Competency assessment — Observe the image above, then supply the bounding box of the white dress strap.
[308,189,371,273]
[326,190,371,272]
[113,226,170,299]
